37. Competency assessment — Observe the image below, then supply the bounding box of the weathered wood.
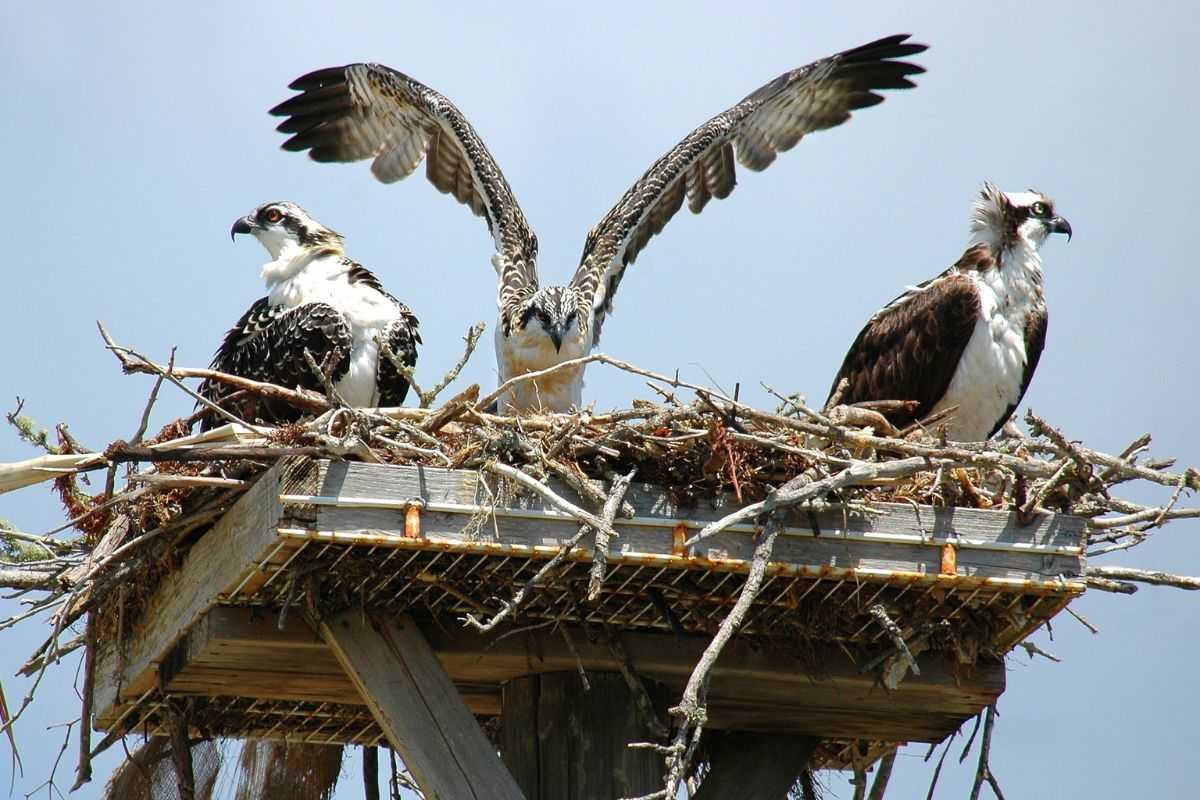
[93,458,315,718]
[692,731,820,800]
[135,606,1005,743]
[501,673,665,800]
[287,461,1087,584]
[319,612,525,800]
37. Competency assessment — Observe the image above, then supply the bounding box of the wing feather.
[573,34,927,343]
[272,63,539,292]
[827,272,980,429]
[990,306,1047,437]
[199,299,352,429]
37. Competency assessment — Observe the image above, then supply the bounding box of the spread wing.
[572,34,927,342]
[198,298,352,429]
[271,63,540,304]
[827,272,980,428]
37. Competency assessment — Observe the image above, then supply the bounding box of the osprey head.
[971,184,1072,251]
[231,201,344,259]
[520,286,581,353]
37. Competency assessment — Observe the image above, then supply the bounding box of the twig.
[868,604,920,677]
[303,347,349,410]
[127,474,253,490]
[105,443,325,463]
[130,348,174,445]
[687,457,931,546]
[923,731,956,800]
[558,626,591,690]
[968,704,1005,800]
[661,512,786,798]
[588,467,637,601]
[69,613,95,791]
[603,625,669,739]
[485,462,620,545]
[381,322,485,408]
[1086,565,1200,590]
[464,469,610,632]
[98,321,301,431]
[1065,606,1099,634]
[1017,640,1062,662]
[476,352,609,412]
[867,749,896,800]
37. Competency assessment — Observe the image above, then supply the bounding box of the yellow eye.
[1031,201,1048,218]
[264,207,283,223]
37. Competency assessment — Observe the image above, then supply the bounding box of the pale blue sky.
[2,2,1198,798]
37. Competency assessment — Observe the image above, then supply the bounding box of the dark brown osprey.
[827,185,1072,441]
[269,34,927,412]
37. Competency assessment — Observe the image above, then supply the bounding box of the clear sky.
[2,2,1198,798]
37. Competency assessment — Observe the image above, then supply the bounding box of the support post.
[501,672,668,800]
[319,612,525,800]
[691,731,820,800]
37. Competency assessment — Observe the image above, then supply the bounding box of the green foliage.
[0,521,47,563]
[6,402,59,454]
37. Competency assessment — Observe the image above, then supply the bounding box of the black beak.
[230,216,254,241]
[548,325,565,353]
[1049,215,1072,242]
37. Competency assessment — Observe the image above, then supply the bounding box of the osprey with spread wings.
[270,35,926,411]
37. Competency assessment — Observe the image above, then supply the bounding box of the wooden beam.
[137,606,1004,744]
[93,458,315,718]
[319,612,525,800]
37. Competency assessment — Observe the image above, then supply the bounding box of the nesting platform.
[94,456,1087,772]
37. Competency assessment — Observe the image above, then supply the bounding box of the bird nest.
[4,346,1199,798]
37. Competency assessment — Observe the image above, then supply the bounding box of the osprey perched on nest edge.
[827,184,1072,441]
[198,202,420,430]
[269,34,928,412]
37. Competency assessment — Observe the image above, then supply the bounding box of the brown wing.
[989,306,1047,437]
[572,34,927,342]
[271,63,540,300]
[828,272,981,428]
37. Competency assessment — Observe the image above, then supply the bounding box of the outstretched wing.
[827,272,979,429]
[271,63,540,302]
[198,298,352,429]
[572,34,927,342]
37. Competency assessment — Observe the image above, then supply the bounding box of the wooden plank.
[93,458,319,723]
[146,606,1003,743]
[319,612,525,800]
[296,462,1086,583]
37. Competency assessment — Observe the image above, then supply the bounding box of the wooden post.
[691,731,820,799]
[501,672,667,800]
[319,612,525,800]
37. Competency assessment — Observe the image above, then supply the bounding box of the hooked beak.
[1049,215,1072,242]
[230,216,254,241]
[547,324,565,353]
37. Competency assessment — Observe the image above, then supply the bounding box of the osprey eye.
[264,207,283,223]
[1031,201,1048,218]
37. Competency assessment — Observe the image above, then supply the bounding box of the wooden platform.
[93,457,1087,770]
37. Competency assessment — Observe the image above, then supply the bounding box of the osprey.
[826,185,1072,441]
[198,202,420,429]
[269,34,926,412]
